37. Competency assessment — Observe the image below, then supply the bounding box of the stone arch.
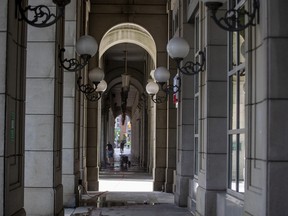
[98,22,157,68]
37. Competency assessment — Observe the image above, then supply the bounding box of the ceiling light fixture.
[121,50,131,92]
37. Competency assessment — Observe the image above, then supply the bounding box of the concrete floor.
[65,147,192,216]
[65,191,192,216]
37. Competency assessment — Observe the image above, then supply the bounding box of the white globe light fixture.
[167,37,190,60]
[96,80,107,93]
[146,67,181,104]
[146,81,160,95]
[59,35,99,72]
[76,35,98,58]
[154,67,171,83]
[166,37,206,76]
[88,67,105,85]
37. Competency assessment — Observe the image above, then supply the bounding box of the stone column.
[62,0,78,207]
[195,6,227,216]
[86,101,100,191]
[175,72,195,206]
[153,92,168,191]
[147,99,155,174]
[142,106,148,168]
[245,1,288,215]
[79,93,88,188]
[153,64,170,190]
[0,1,26,215]
[100,110,107,166]
[24,1,64,215]
[131,107,141,162]
[165,68,177,193]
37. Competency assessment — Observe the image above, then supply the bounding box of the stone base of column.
[187,178,197,214]
[196,186,219,216]
[10,208,26,216]
[164,168,175,193]
[24,185,63,216]
[153,167,166,191]
[63,174,77,207]
[217,193,243,216]
[87,166,99,191]
[165,182,174,193]
[174,174,189,207]
[63,193,76,208]
[87,181,99,191]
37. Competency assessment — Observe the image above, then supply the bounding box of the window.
[228,0,246,193]
[194,13,200,175]
[173,9,179,34]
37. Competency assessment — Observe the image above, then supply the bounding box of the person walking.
[106,142,114,166]
[120,140,125,154]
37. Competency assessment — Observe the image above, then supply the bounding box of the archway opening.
[99,115,153,192]
[98,22,157,192]
[114,114,131,154]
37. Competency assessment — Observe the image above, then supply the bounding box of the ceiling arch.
[98,22,157,68]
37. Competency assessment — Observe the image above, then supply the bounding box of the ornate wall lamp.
[167,37,205,76]
[77,67,107,102]
[203,0,260,32]
[16,0,70,28]
[59,35,106,101]
[146,67,181,104]
[59,35,98,72]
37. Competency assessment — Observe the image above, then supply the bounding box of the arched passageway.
[97,23,157,191]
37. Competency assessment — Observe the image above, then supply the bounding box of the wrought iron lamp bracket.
[16,0,70,28]
[159,77,181,95]
[77,76,98,95]
[175,51,205,75]
[59,48,90,72]
[149,94,167,104]
[206,0,259,32]
[85,92,102,102]
[149,76,181,104]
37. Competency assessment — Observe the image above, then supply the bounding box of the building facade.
[0,0,288,216]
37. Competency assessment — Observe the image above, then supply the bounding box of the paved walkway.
[65,147,192,216]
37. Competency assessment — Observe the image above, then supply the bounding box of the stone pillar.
[245,1,288,215]
[153,95,168,191]
[142,106,148,168]
[194,5,227,216]
[62,0,78,207]
[0,1,26,215]
[131,107,141,162]
[79,93,88,187]
[165,69,177,193]
[24,1,64,215]
[174,72,195,206]
[147,99,155,174]
[86,101,100,191]
[100,110,107,166]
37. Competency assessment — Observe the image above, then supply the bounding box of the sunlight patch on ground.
[99,179,153,192]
